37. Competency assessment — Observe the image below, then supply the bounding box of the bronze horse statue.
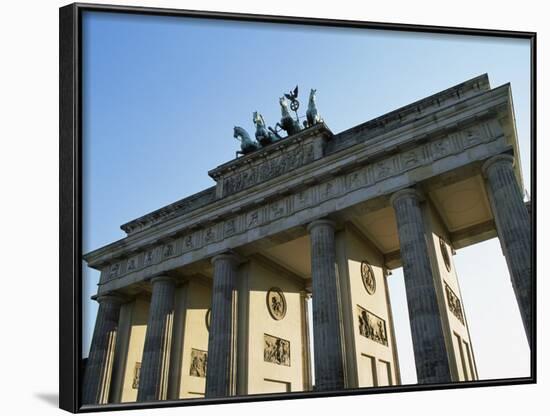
[306,88,323,127]
[253,111,281,146]
[275,96,301,137]
[234,126,259,157]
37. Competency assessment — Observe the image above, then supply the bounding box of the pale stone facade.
[82,74,531,404]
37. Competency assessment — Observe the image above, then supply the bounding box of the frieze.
[444,282,465,324]
[163,242,175,258]
[264,334,291,366]
[222,143,315,197]
[144,248,156,266]
[347,168,368,191]
[321,178,339,199]
[462,126,484,147]
[431,137,452,159]
[269,199,288,221]
[374,158,395,181]
[224,218,237,237]
[108,263,120,280]
[121,187,216,235]
[357,305,388,346]
[99,119,502,284]
[183,233,195,251]
[294,189,312,211]
[246,209,262,229]
[400,148,424,169]
[203,226,217,245]
[127,256,138,272]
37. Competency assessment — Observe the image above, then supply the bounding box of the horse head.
[279,96,291,117]
[309,88,317,104]
[234,126,251,142]
[253,111,265,127]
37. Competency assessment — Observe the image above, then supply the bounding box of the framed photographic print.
[59,2,536,413]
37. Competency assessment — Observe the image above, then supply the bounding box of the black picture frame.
[59,2,536,413]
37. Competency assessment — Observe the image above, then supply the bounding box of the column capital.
[306,218,336,233]
[211,251,241,266]
[481,154,515,177]
[93,293,125,305]
[300,290,312,300]
[389,188,424,207]
[150,275,176,285]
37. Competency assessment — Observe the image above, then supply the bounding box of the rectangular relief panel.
[445,281,465,325]
[264,334,291,366]
[131,362,141,389]
[357,305,389,346]
[189,348,208,378]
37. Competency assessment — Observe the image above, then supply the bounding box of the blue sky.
[82,11,531,383]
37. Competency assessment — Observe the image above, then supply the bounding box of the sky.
[81,11,532,384]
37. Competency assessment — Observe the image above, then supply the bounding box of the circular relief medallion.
[439,237,452,272]
[205,308,211,331]
[266,287,287,320]
[361,261,376,295]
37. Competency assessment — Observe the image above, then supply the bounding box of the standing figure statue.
[253,111,281,146]
[276,96,301,137]
[305,88,323,128]
[233,126,259,157]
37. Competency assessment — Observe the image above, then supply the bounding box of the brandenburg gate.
[82,74,532,404]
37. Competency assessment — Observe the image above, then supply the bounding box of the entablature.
[84,81,518,296]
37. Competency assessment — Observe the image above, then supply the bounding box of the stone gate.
[82,74,531,404]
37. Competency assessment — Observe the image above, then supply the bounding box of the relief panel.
[445,282,465,325]
[222,143,315,196]
[189,349,208,378]
[264,334,291,366]
[131,362,141,389]
[357,305,388,346]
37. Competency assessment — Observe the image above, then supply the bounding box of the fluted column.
[307,219,345,391]
[205,253,239,397]
[82,294,124,405]
[137,276,176,402]
[482,155,532,346]
[390,189,452,384]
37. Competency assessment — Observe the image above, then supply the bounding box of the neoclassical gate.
[82,74,531,404]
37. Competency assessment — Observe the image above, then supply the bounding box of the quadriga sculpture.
[276,96,301,136]
[253,111,281,146]
[234,126,259,157]
[306,88,323,128]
